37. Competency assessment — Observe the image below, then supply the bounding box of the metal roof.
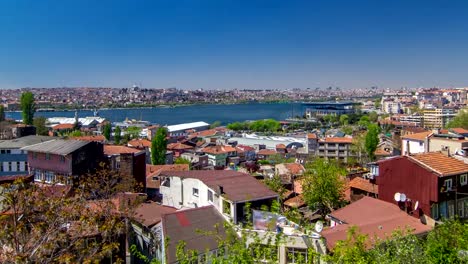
[166,121,209,132]
[0,136,56,149]
[21,139,91,155]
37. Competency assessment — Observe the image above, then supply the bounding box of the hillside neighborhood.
[0,88,467,263]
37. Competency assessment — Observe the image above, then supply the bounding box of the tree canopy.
[114,126,121,145]
[302,158,346,216]
[103,123,112,140]
[33,116,48,136]
[365,124,380,161]
[447,109,468,129]
[151,127,168,165]
[20,91,35,125]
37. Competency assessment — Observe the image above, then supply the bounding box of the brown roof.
[323,197,432,250]
[192,129,222,137]
[167,142,194,150]
[104,145,142,156]
[71,135,106,142]
[322,137,353,144]
[276,144,286,149]
[52,123,74,130]
[146,164,190,189]
[163,206,227,264]
[402,131,432,141]
[133,202,177,228]
[257,149,277,156]
[408,152,468,177]
[307,133,317,139]
[348,177,378,194]
[159,171,278,202]
[283,195,305,208]
[128,139,152,148]
[374,148,391,156]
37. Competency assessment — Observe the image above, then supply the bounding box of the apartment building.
[307,135,354,163]
[423,107,456,129]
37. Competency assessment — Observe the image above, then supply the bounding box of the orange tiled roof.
[322,137,353,144]
[284,163,305,175]
[409,152,468,177]
[374,148,391,156]
[202,145,236,154]
[451,128,468,134]
[128,139,151,148]
[307,133,317,139]
[401,131,432,141]
[146,164,190,189]
[104,145,141,156]
[52,123,74,130]
[167,142,194,150]
[348,177,378,194]
[276,144,286,149]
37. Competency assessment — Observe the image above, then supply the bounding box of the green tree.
[365,124,380,161]
[425,219,468,264]
[351,132,367,165]
[151,127,168,165]
[302,158,346,217]
[20,91,35,125]
[114,126,121,144]
[226,121,248,131]
[174,157,191,169]
[0,105,5,122]
[358,115,370,127]
[210,121,222,129]
[339,114,349,126]
[33,116,49,136]
[126,126,142,139]
[368,111,378,123]
[447,109,468,129]
[325,226,371,264]
[103,123,112,140]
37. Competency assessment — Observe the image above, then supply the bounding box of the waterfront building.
[303,101,357,119]
[165,121,210,137]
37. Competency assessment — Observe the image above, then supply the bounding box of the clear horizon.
[1,0,468,90]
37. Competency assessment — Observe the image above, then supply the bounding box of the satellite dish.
[400,193,407,202]
[394,192,401,202]
[414,201,419,211]
[315,221,324,233]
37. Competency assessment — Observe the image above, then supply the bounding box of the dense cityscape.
[1,1,468,263]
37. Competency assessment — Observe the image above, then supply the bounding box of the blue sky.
[1,0,468,89]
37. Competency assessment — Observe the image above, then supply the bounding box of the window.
[152,176,159,181]
[45,171,55,183]
[162,177,170,187]
[208,190,213,202]
[33,152,37,159]
[60,156,66,163]
[192,188,199,197]
[8,162,11,171]
[286,247,309,264]
[45,153,51,160]
[444,179,453,191]
[461,174,468,186]
[34,170,43,182]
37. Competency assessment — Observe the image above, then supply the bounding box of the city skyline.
[1,0,468,89]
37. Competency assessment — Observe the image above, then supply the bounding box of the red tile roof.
[71,135,106,142]
[276,144,286,149]
[159,171,278,202]
[128,139,151,148]
[167,142,194,150]
[348,177,378,194]
[104,145,142,156]
[408,152,468,177]
[202,145,236,154]
[451,128,468,134]
[307,133,317,139]
[146,164,190,189]
[323,197,432,250]
[52,123,74,130]
[257,149,277,156]
[284,163,305,175]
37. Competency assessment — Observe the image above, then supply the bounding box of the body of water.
[7,103,304,125]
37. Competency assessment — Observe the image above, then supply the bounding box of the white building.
[401,131,431,155]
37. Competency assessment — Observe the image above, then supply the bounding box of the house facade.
[158,171,278,224]
[378,152,468,220]
[22,139,104,185]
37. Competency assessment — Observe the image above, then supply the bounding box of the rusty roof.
[51,123,75,130]
[257,149,277,155]
[401,131,432,141]
[202,145,236,154]
[159,170,278,202]
[128,139,152,148]
[408,152,468,177]
[167,142,194,150]
[324,197,432,250]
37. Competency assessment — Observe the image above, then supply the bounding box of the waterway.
[6,103,304,125]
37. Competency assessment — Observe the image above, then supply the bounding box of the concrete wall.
[401,139,425,155]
